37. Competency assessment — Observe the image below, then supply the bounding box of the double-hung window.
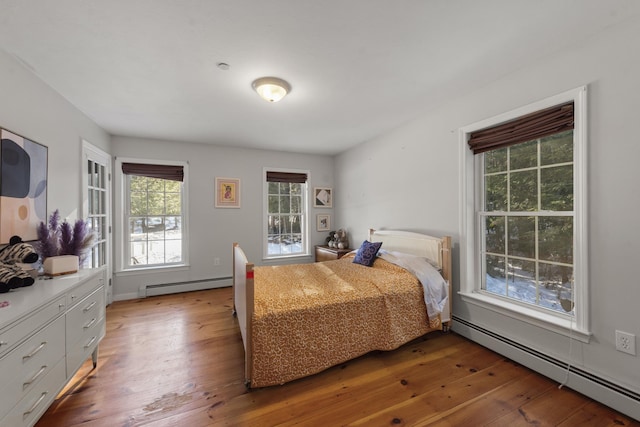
[264,169,309,258]
[460,87,589,339]
[118,160,187,269]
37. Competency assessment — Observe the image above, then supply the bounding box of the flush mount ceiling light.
[252,77,291,102]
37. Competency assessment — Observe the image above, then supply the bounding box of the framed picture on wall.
[0,128,48,244]
[313,187,332,208]
[316,214,330,232]
[215,177,241,208]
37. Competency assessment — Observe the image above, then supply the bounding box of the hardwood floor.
[36,288,638,427]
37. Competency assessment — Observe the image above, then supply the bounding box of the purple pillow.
[353,240,382,267]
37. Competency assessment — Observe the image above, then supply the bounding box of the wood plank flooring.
[35,288,638,427]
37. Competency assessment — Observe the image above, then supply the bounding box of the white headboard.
[368,229,443,269]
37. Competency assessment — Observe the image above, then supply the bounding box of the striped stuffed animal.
[0,236,39,293]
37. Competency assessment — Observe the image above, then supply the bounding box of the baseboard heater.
[452,315,640,420]
[139,276,232,298]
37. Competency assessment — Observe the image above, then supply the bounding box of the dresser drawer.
[66,275,102,309]
[0,315,65,417]
[66,316,105,376]
[66,287,105,353]
[0,357,65,427]
[0,296,66,359]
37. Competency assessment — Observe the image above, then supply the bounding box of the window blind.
[467,101,574,154]
[266,171,308,183]
[121,163,184,182]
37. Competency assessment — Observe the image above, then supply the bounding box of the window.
[117,160,187,269]
[482,130,574,312]
[264,169,309,258]
[460,87,589,339]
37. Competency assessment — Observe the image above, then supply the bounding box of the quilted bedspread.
[249,254,441,387]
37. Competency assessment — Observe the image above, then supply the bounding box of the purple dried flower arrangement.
[35,209,96,262]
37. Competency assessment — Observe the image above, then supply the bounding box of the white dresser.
[0,269,106,427]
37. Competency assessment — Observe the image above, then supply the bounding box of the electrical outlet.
[214,257,221,266]
[615,330,636,356]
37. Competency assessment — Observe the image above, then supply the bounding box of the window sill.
[263,254,312,263]
[459,291,591,343]
[115,264,189,276]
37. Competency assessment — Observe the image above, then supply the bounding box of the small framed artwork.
[215,177,241,208]
[314,187,332,208]
[317,214,330,232]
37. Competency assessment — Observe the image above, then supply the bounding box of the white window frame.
[262,167,310,260]
[459,86,590,342]
[114,157,189,272]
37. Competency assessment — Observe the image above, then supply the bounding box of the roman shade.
[121,162,184,182]
[467,101,574,154]
[266,171,308,183]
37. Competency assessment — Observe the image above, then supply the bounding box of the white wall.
[335,16,640,416]
[111,136,334,300]
[0,49,111,226]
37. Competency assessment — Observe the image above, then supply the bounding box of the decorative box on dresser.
[314,245,351,262]
[0,268,106,427]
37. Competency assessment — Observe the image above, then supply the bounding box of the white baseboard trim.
[452,316,640,421]
[112,277,232,301]
[113,292,139,301]
[142,277,232,297]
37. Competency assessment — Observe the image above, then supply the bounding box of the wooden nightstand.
[314,245,351,262]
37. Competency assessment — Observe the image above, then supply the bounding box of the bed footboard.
[441,235,452,331]
[232,243,254,387]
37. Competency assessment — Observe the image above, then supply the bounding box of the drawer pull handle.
[23,342,47,360]
[0,340,8,347]
[83,301,97,312]
[58,303,65,309]
[84,318,97,329]
[84,336,97,349]
[23,365,48,389]
[23,391,48,418]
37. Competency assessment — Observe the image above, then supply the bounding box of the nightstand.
[314,245,351,262]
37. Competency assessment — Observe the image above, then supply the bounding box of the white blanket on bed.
[378,249,448,320]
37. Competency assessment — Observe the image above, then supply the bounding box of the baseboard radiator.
[139,276,232,298]
[452,315,640,421]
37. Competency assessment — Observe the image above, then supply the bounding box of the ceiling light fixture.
[252,77,291,102]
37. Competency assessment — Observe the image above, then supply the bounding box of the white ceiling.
[1,1,639,155]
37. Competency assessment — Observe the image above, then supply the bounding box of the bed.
[232,229,452,388]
